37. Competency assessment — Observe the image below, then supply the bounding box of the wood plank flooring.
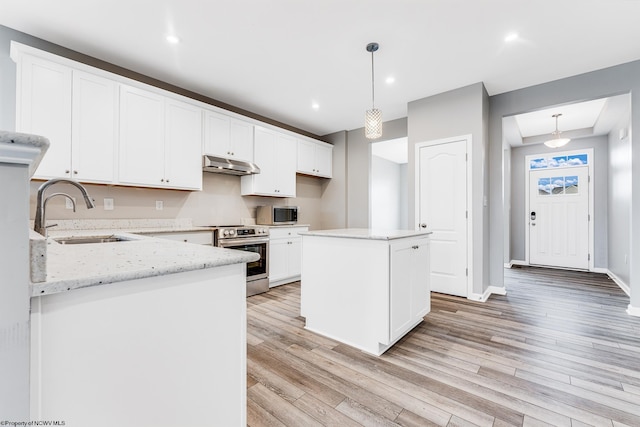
[246,267,640,426]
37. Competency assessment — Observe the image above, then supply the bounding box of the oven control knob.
[223,230,230,236]
[229,229,236,236]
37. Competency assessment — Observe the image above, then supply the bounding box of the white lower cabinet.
[269,226,308,287]
[143,230,213,245]
[389,237,431,343]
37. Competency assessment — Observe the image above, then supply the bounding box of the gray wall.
[489,60,640,310]
[408,83,490,295]
[608,113,632,286]
[509,136,609,268]
[319,131,347,229]
[345,118,407,228]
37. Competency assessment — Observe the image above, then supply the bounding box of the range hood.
[202,155,260,176]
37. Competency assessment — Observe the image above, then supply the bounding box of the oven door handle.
[218,237,269,246]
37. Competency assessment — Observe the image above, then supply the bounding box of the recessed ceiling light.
[311,102,320,110]
[385,76,395,84]
[166,35,180,44]
[504,32,518,43]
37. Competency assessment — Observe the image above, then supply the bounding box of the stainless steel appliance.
[202,155,260,176]
[214,226,269,296]
[256,205,298,225]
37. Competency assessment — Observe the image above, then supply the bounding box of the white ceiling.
[503,93,631,147]
[2,1,640,137]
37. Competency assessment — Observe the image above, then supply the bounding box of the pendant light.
[544,113,570,148]
[365,42,382,139]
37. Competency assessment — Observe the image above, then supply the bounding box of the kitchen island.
[300,228,431,356]
[30,233,258,427]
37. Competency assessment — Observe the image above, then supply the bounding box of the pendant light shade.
[365,42,382,139]
[365,108,382,139]
[544,113,570,148]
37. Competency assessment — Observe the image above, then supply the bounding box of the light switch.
[156,200,164,211]
[104,198,114,211]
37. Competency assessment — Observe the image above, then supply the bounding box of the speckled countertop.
[300,228,432,240]
[32,224,259,297]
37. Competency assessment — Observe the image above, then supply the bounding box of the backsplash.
[29,173,324,229]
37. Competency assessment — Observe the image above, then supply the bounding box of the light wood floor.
[246,267,640,426]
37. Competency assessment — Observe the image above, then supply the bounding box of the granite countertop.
[0,130,50,176]
[31,230,259,297]
[300,228,432,240]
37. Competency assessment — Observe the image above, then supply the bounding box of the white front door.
[417,140,468,297]
[529,166,589,269]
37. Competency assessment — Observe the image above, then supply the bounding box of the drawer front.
[269,226,309,240]
[148,231,213,245]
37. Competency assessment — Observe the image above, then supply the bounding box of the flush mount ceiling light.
[544,113,571,148]
[365,42,382,139]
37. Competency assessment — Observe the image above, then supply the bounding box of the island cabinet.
[203,110,254,162]
[241,127,296,197]
[268,226,309,287]
[300,229,431,356]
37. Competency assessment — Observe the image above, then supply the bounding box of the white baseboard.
[627,304,640,317]
[607,270,630,296]
[591,267,608,274]
[468,286,507,302]
[507,260,528,268]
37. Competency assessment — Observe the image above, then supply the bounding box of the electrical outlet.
[156,200,164,211]
[104,198,114,211]
[65,197,76,210]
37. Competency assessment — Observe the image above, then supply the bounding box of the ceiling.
[2,1,640,137]
[503,93,631,147]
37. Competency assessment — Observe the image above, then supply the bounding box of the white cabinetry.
[203,110,254,162]
[144,230,213,245]
[390,238,430,342]
[301,231,431,356]
[297,139,333,178]
[15,55,117,182]
[241,127,296,197]
[268,226,308,287]
[119,85,202,190]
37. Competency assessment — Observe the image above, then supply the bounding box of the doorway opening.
[370,137,408,230]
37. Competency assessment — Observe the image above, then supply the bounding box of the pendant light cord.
[371,49,375,108]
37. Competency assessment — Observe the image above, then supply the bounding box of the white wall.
[608,112,632,287]
[371,155,406,229]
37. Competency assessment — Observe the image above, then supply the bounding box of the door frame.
[414,134,473,298]
[524,148,595,271]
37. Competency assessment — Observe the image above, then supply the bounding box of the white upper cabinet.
[203,110,254,162]
[241,127,296,197]
[15,54,117,183]
[164,98,203,189]
[296,139,333,178]
[16,54,72,179]
[119,85,202,190]
[71,70,118,183]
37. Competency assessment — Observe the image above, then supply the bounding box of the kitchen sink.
[53,235,133,245]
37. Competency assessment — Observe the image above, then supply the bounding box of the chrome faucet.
[34,178,96,237]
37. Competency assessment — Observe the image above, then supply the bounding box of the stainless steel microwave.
[256,205,298,225]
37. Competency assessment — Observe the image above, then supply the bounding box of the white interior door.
[529,166,589,269]
[417,140,468,297]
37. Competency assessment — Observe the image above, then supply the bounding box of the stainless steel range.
[214,226,269,296]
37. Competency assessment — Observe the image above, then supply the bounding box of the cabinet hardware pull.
[65,170,70,174]
[73,170,78,174]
